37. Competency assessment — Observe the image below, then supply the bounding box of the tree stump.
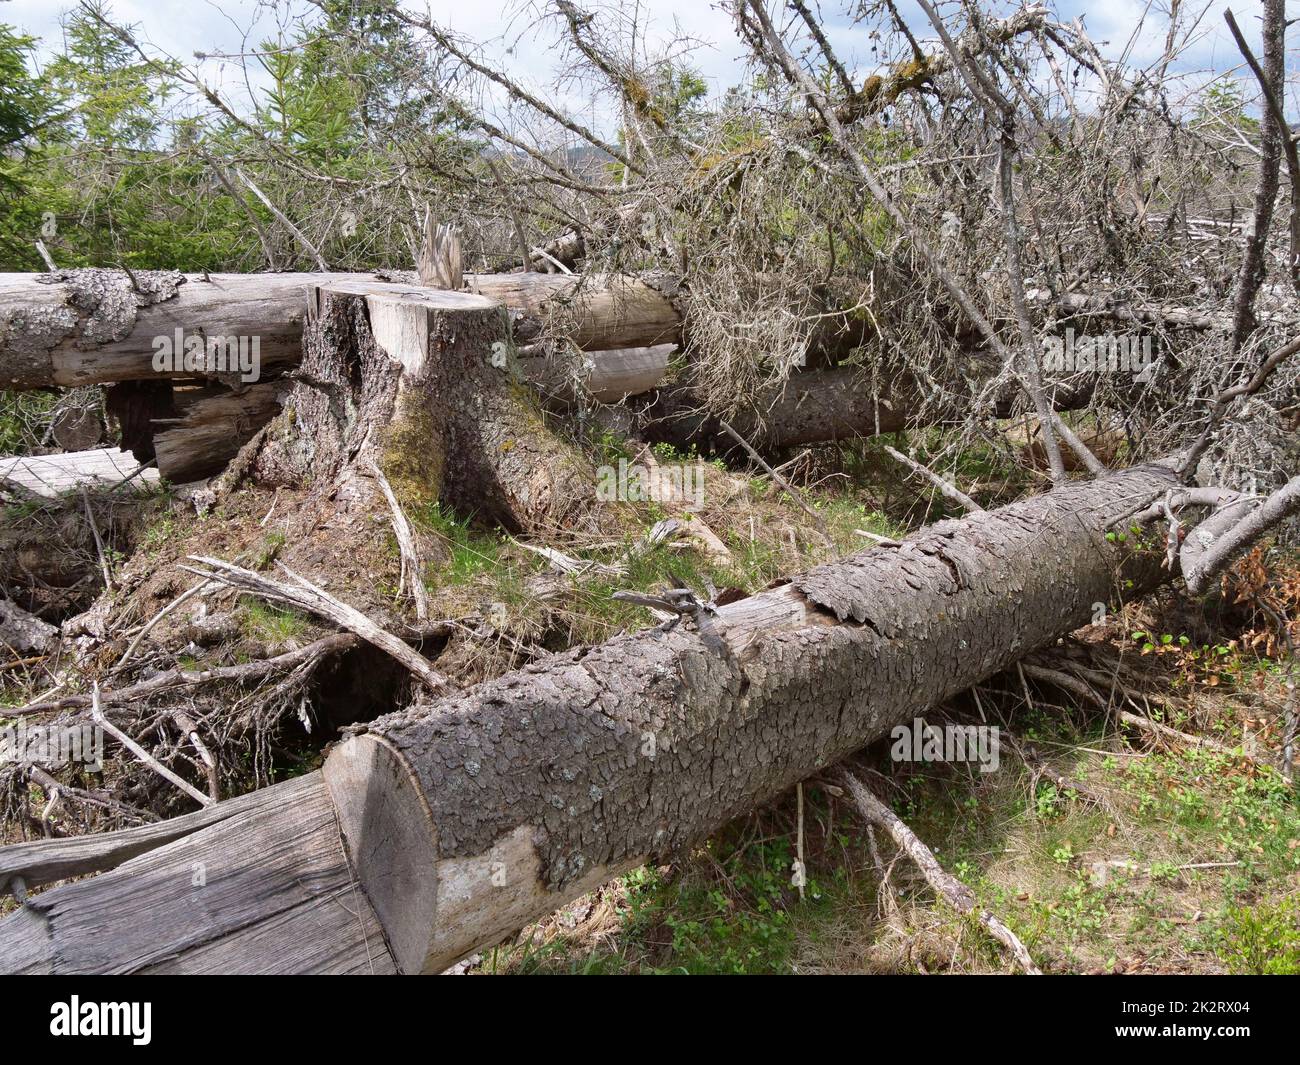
[246,280,598,536]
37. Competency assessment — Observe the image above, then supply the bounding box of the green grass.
[415,502,506,588]
[502,833,813,974]
[253,530,287,570]
[239,599,311,645]
[483,680,1300,975]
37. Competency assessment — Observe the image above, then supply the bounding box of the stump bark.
[241,280,597,535]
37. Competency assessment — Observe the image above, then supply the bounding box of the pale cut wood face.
[0,462,1182,973]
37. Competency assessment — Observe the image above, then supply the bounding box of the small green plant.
[416,502,503,587]
[240,599,310,644]
[254,530,287,570]
[1217,897,1300,974]
[1148,860,1179,883]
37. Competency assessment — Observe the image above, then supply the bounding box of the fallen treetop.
[0,460,1180,973]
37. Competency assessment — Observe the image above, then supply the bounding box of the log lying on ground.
[2,268,1123,483]
[151,381,283,483]
[113,355,1023,483]
[0,270,681,389]
[0,447,159,498]
[638,365,1103,452]
[105,345,673,485]
[0,461,1180,973]
[641,366,911,448]
[518,343,675,403]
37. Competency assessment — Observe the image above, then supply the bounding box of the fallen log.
[0,598,57,654]
[0,447,159,498]
[0,269,682,389]
[101,344,675,484]
[3,269,1135,483]
[150,382,282,484]
[638,364,1102,452]
[518,343,674,403]
[0,460,1179,973]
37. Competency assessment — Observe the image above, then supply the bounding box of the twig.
[203,151,281,270]
[111,578,214,673]
[1181,474,1300,593]
[105,458,157,496]
[370,462,430,622]
[233,166,328,271]
[34,240,57,271]
[1020,661,1105,708]
[180,556,452,695]
[855,529,902,546]
[172,710,219,802]
[13,634,361,717]
[718,419,830,538]
[1224,5,1297,294]
[882,446,983,512]
[794,781,806,903]
[1116,709,1242,760]
[484,157,535,273]
[1178,334,1300,478]
[838,767,1042,974]
[91,682,214,808]
[27,765,154,824]
[517,542,625,579]
[81,489,112,591]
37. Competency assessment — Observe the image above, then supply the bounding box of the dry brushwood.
[0,0,1298,978]
[836,767,1041,974]
[178,557,451,696]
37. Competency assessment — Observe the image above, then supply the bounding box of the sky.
[0,0,1288,131]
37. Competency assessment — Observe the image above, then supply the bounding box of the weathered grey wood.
[0,461,1181,974]
[0,908,53,974]
[0,598,57,654]
[0,270,681,388]
[0,448,159,498]
[1,773,396,974]
[151,381,282,483]
[0,773,318,893]
[140,888,396,974]
[416,218,463,291]
[519,343,674,403]
[322,734,439,975]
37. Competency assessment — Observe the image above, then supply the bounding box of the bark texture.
[0,461,1180,974]
[247,280,598,534]
[0,269,681,388]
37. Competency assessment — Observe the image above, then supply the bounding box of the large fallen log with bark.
[0,269,681,389]
[0,460,1179,973]
[1,269,1126,486]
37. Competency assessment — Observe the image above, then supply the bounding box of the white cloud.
[1,0,1289,128]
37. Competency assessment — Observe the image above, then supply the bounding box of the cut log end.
[322,734,440,975]
[0,463,1183,973]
